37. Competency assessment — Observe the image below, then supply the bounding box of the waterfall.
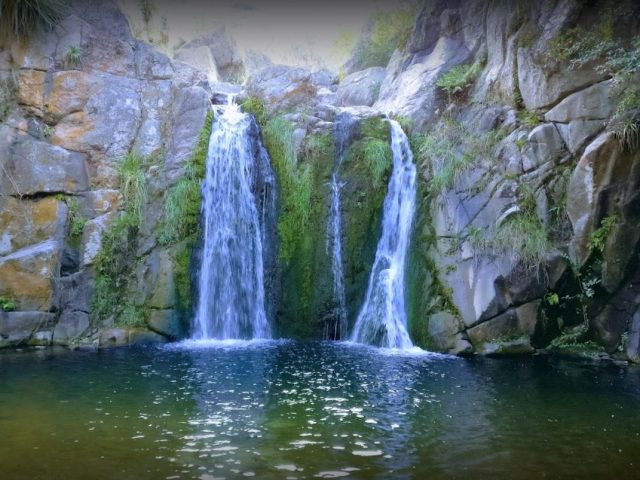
[192,101,276,340]
[350,120,416,349]
[325,114,356,340]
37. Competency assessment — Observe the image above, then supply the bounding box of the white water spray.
[350,120,416,349]
[192,101,275,340]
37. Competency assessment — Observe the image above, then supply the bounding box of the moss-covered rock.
[264,113,393,339]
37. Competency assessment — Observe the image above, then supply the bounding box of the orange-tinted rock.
[0,196,67,256]
[0,241,61,311]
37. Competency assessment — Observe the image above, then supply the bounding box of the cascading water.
[325,113,356,340]
[192,99,276,340]
[351,120,416,349]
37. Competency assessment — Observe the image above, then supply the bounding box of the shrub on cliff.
[0,0,66,38]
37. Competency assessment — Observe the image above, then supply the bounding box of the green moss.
[271,116,392,340]
[157,111,213,247]
[519,109,541,129]
[0,296,16,312]
[0,77,15,122]
[241,96,267,126]
[157,110,213,313]
[118,304,148,328]
[274,129,334,339]
[405,176,459,349]
[588,214,618,253]
[436,60,484,102]
[262,116,315,264]
[118,152,148,225]
[66,197,86,245]
[90,149,155,326]
[91,212,140,325]
[547,324,606,359]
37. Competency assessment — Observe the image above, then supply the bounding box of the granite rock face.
[0,0,210,348]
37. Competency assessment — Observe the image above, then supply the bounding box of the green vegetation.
[0,296,16,312]
[65,45,82,66]
[436,60,484,102]
[241,96,267,126]
[344,119,392,189]
[157,111,213,311]
[549,17,640,151]
[547,324,606,359]
[65,197,86,243]
[0,78,15,122]
[588,214,618,253]
[518,109,541,129]
[42,124,53,139]
[118,152,148,226]
[263,116,314,263]
[492,210,551,270]
[91,212,142,325]
[91,152,151,327]
[0,0,66,38]
[350,7,416,70]
[413,119,504,195]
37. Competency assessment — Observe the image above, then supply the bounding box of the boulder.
[81,213,116,267]
[545,81,613,153]
[0,128,89,195]
[336,67,386,107]
[310,69,338,88]
[521,123,565,172]
[164,85,211,183]
[147,309,184,339]
[627,307,640,363]
[0,196,67,256]
[467,301,540,346]
[426,312,463,352]
[15,69,46,114]
[374,35,472,130]
[176,27,244,82]
[0,311,54,347]
[0,241,61,311]
[567,132,640,284]
[44,71,97,123]
[129,329,167,345]
[134,249,176,309]
[99,328,129,348]
[515,0,607,112]
[174,45,218,81]
[242,50,273,77]
[80,189,122,217]
[53,311,90,345]
[246,65,317,115]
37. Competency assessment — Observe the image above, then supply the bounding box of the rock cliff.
[2,0,640,363]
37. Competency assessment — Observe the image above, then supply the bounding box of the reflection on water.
[1,342,640,479]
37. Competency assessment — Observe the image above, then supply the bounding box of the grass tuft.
[0,0,66,38]
[118,152,148,226]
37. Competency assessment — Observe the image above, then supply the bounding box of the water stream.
[325,113,357,340]
[192,102,276,340]
[351,120,417,349]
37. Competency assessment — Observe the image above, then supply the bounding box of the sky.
[118,0,416,71]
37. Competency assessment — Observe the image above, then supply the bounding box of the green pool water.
[1,340,639,479]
